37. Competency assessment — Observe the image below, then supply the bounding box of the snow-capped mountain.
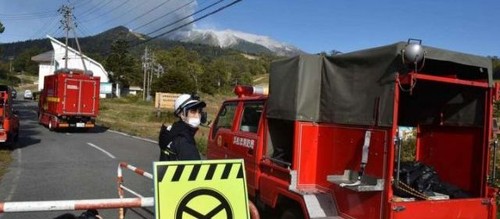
[175,29,304,56]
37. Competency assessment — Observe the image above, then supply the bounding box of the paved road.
[0,99,159,219]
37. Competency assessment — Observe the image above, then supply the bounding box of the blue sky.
[0,0,499,56]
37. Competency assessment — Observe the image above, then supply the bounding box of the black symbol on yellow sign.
[154,160,249,219]
[176,188,233,219]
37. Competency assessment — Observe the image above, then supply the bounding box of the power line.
[75,19,93,37]
[0,12,58,21]
[94,0,146,28]
[145,0,226,36]
[29,13,60,39]
[123,0,174,26]
[75,0,114,19]
[0,10,55,17]
[135,0,242,47]
[132,0,196,31]
[79,0,133,23]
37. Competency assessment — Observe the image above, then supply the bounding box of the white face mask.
[186,117,201,128]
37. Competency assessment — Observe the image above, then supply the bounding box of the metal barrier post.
[117,162,153,219]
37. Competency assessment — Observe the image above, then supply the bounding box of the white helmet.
[174,94,206,116]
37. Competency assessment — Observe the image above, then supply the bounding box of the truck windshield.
[212,102,237,138]
[239,102,264,133]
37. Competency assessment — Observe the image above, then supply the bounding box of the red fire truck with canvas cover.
[207,41,499,218]
[38,69,100,130]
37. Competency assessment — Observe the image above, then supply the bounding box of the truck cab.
[208,41,499,219]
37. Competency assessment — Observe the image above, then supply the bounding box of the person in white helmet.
[158,94,207,161]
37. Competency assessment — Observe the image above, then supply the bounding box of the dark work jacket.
[159,120,201,161]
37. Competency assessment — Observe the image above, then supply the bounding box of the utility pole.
[58,4,87,72]
[142,47,162,101]
[142,46,149,100]
[8,56,13,73]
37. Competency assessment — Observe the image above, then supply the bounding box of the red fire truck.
[0,85,19,144]
[207,41,499,218]
[38,69,100,130]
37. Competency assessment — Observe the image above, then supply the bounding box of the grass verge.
[0,148,12,181]
[97,94,227,155]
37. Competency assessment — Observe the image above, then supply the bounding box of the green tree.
[104,40,138,86]
[153,46,202,93]
[12,47,42,75]
[493,57,500,79]
[199,58,231,94]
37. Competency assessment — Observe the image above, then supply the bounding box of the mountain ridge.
[0,26,302,61]
[177,29,304,56]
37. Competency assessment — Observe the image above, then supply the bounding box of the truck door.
[63,78,97,115]
[228,101,264,196]
[63,78,80,114]
[80,79,98,115]
[208,101,238,160]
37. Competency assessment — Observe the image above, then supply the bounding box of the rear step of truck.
[303,193,344,218]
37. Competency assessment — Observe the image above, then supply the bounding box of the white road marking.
[87,142,116,159]
[107,130,157,143]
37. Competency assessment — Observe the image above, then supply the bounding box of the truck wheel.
[280,208,303,219]
[13,130,19,142]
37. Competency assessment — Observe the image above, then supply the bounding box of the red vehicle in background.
[0,85,19,145]
[207,41,499,218]
[38,69,100,130]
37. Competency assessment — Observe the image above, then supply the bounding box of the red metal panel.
[296,122,389,219]
[295,122,319,185]
[419,126,483,196]
[391,199,491,219]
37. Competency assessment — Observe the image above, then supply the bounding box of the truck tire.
[280,208,304,219]
[13,130,19,142]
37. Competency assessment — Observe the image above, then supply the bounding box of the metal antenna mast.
[58,4,88,72]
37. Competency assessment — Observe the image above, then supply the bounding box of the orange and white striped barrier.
[117,162,153,219]
[0,197,153,213]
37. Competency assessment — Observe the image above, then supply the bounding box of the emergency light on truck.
[234,85,268,97]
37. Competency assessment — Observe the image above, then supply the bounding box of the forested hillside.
[0,26,278,94]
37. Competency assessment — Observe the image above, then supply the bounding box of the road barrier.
[117,162,153,219]
[0,197,153,213]
[0,161,259,218]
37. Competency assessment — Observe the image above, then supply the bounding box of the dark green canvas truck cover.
[267,42,493,127]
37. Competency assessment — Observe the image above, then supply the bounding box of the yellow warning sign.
[154,159,250,219]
